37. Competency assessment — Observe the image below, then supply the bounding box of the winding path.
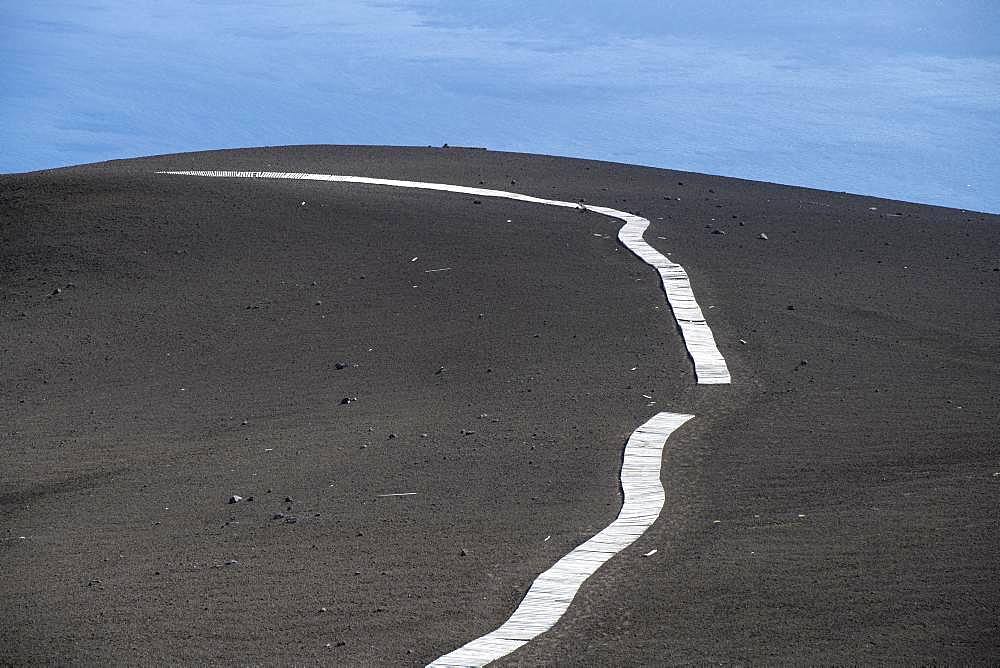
[158,170,727,666]
[158,170,730,384]
[429,411,695,666]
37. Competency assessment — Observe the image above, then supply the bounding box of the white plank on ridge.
[157,170,730,384]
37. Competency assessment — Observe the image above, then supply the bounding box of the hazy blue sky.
[3,1,998,212]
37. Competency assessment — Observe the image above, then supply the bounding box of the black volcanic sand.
[1,146,997,665]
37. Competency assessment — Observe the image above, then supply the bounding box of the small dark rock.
[272,513,286,520]
[335,361,349,370]
[228,495,243,504]
[284,496,294,503]
[711,229,726,235]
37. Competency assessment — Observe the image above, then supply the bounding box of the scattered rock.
[284,516,298,524]
[284,496,294,503]
[340,397,356,405]
[460,429,475,436]
[228,495,243,504]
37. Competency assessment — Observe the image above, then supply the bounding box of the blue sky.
[2,1,998,212]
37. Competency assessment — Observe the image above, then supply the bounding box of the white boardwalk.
[158,170,731,384]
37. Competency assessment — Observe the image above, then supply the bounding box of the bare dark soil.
[1,146,997,665]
